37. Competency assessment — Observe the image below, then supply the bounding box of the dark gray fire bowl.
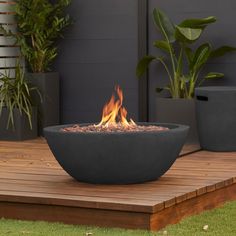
[44,123,189,184]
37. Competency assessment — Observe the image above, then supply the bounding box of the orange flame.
[96,86,136,127]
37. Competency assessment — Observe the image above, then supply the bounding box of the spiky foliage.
[0,61,40,129]
[14,0,71,72]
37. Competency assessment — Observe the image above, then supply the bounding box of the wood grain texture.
[0,139,235,230]
[150,183,236,231]
[0,202,150,230]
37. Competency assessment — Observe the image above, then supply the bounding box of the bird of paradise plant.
[137,8,236,98]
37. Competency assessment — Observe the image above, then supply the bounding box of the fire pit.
[44,86,189,184]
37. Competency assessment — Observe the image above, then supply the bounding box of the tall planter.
[28,72,60,135]
[155,97,199,147]
[0,107,37,141]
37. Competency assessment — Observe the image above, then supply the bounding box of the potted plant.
[0,61,39,140]
[9,0,71,135]
[136,8,236,145]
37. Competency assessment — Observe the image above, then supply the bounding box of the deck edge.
[150,183,236,231]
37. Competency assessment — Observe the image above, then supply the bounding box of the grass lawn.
[0,200,235,236]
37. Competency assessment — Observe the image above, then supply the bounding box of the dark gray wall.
[55,0,236,123]
[55,0,139,124]
[148,0,236,121]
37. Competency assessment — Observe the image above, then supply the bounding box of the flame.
[96,86,136,127]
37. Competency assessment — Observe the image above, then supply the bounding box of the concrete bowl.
[44,123,189,184]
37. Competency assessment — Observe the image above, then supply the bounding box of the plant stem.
[156,57,174,91]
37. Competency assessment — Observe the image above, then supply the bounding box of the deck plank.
[0,139,236,230]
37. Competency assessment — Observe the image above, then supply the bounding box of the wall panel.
[55,0,139,123]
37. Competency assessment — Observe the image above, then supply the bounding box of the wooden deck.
[0,139,235,231]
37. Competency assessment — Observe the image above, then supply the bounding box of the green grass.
[0,201,235,236]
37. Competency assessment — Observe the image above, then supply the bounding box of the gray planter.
[44,123,189,184]
[28,72,60,136]
[195,86,236,151]
[0,107,37,141]
[155,97,199,146]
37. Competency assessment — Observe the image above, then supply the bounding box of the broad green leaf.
[210,46,236,58]
[191,43,211,71]
[204,72,224,79]
[179,16,216,28]
[136,55,156,78]
[153,40,173,53]
[153,8,175,43]
[176,26,202,42]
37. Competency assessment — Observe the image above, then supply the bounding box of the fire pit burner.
[62,123,169,133]
[44,86,188,184]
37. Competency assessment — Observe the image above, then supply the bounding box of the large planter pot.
[155,97,199,146]
[0,107,37,141]
[195,86,236,151]
[44,123,189,184]
[28,72,60,136]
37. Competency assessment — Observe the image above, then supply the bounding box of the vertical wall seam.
[138,0,149,121]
